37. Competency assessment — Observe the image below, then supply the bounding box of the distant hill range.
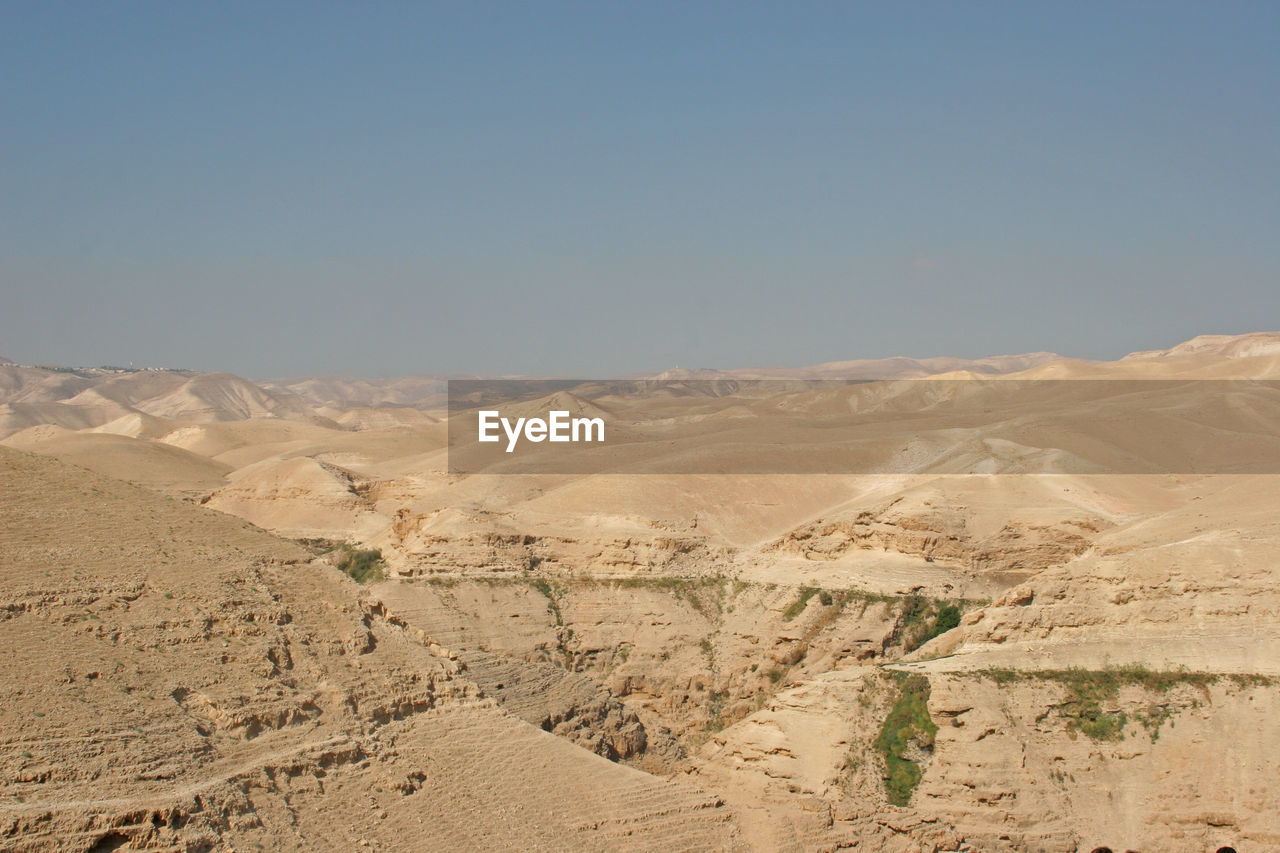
[260,374,454,412]
[646,351,1063,380]
[0,365,326,438]
[259,351,1081,410]
[4,332,1280,439]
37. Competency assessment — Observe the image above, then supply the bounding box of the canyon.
[3,334,1280,851]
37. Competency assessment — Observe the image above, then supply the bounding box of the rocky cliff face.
[0,448,744,852]
[911,673,1277,852]
[361,470,1280,853]
[912,476,1280,676]
[769,503,1103,577]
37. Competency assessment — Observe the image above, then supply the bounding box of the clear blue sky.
[3,2,1278,377]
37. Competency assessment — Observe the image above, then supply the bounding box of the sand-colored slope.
[333,406,439,431]
[0,366,329,440]
[651,351,1064,380]
[1125,331,1280,362]
[205,455,390,540]
[155,418,345,464]
[61,371,318,423]
[1,425,232,497]
[1014,331,1280,379]
[0,399,132,438]
[0,365,97,403]
[906,474,1280,675]
[85,412,175,440]
[0,447,746,851]
[261,375,450,411]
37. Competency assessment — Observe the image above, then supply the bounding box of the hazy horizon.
[3,331,1278,382]
[4,3,1278,377]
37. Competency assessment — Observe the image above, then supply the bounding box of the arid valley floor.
[3,334,1280,852]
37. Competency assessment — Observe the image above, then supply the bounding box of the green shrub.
[1077,707,1127,740]
[782,587,821,621]
[530,577,565,625]
[874,673,937,805]
[933,603,962,634]
[898,598,965,652]
[334,546,385,584]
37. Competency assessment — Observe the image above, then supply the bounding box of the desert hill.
[0,366,327,439]
[3,333,1279,851]
[1016,331,1280,379]
[653,350,1064,380]
[908,473,1280,676]
[1125,331,1280,361]
[263,349,1062,414]
[1,425,232,497]
[260,375,451,415]
[0,446,743,851]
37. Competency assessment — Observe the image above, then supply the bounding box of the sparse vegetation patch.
[333,545,386,584]
[874,673,936,806]
[782,586,822,621]
[610,575,730,616]
[531,577,565,625]
[894,596,965,652]
[978,665,1273,741]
